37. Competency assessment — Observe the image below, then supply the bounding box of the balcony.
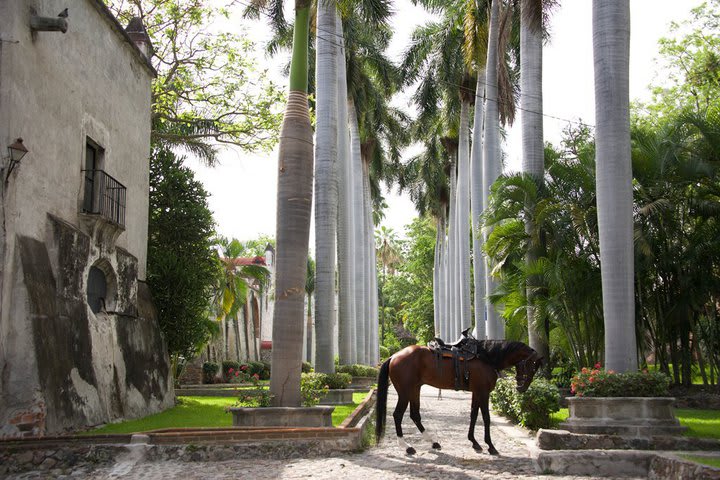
[82,169,127,228]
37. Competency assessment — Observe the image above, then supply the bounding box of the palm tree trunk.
[313,0,338,374]
[442,221,451,341]
[448,160,459,340]
[306,293,313,363]
[335,13,355,366]
[433,216,444,337]
[471,70,486,339]
[270,1,313,407]
[521,0,549,363]
[349,99,366,365]
[483,0,504,340]
[361,155,376,364]
[593,0,637,372]
[458,97,472,333]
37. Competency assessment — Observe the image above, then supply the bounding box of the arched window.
[87,266,107,313]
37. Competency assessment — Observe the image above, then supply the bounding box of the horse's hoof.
[432,442,442,450]
[472,443,483,452]
[488,447,499,455]
[406,447,416,455]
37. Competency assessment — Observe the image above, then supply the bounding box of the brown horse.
[375,340,542,455]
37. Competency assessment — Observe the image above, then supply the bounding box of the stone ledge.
[229,406,335,427]
[538,429,720,451]
[650,453,720,480]
[532,448,654,478]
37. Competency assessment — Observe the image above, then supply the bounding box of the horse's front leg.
[409,391,441,450]
[467,393,483,452]
[479,393,498,455]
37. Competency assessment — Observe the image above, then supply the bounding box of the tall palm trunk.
[593,0,637,372]
[361,143,378,364]
[433,215,444,337]
[270,2,313,407]
[448,156,459,339]
[306,293,313,362]
[457,94,472,333]
[521,0,549,364]
[471,70,486,339]
[313,0,339,373]
[442,221,451,340]
[349,99,367,364]
[483,0,504,340]
[336,13,355,365]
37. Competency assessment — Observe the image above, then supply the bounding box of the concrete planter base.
[229,406,335,427]
[318,389,354,405]
[349,377,375,389]
[560,397,686,436]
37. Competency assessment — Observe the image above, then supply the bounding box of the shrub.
[260,361,271,380]
[300,373,329,407]
[302,361,313,373]
[336,364,379,378]
[314,372,352,390]
[491,377,561,430]
[571,364,671,397]
[247,361,269,380]
[201,362,219,384]
[379,345,390,360]
[221,361,240,381]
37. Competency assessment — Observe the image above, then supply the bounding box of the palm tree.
[305,257,316,363]
[252,0,314,407]
[313,0,339,374]
[592,0,637,372]
[520,0,555,368]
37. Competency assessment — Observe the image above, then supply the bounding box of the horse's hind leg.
[479,392,499,455]
[393,395,416,455]
[467,393,483,452]
[409,387,441,450]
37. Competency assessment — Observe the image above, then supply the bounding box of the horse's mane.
[474,340,529,368]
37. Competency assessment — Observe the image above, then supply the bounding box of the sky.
[187,0,700,247]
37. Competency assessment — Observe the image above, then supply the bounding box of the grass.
[549,407,720,440]
[675,408,720,439]
[679,455,720,468]
[84,392,371,435]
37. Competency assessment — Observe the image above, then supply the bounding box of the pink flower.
[240,365,248,371]
[228,368,234,373]
[607,370,615,375]
[234,371,240,377]
[252,373,260,380]
[594,362,602,369]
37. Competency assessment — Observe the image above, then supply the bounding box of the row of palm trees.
[264,0,636,406]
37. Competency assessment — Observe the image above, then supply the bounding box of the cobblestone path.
[8,386,632,479]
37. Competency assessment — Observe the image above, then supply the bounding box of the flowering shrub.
[222,361,241,381]
[315,372,352,390]
[570,363,671,397]
[490,377,560,430]
[336,364,379,378]
[300,373,330,406]
[232,366,273,407]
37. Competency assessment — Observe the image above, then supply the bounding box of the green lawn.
[85,392,370,435]
[679,455,720,469]
[550,407,720,440]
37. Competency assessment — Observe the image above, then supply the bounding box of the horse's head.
[514,350,543,393]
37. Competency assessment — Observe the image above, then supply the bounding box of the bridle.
[516,351,542,387]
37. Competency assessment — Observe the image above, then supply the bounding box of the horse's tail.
[375,358,391,444]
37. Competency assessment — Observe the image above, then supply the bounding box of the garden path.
[9,386,638,479]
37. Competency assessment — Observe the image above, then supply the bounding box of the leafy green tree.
[108,0,285,163]
[147,147,219,379]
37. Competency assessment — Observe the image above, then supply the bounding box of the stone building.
[0,0,173,437]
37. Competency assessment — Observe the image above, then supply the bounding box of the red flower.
[228,368,234,373]
[234,371,240,377]
[594,362,602,369]
[252,373,260,380]
[589,377,595,383]
[240,365,248,371]
[581,367,589,374]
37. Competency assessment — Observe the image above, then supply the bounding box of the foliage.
[490,377,561,430]
[221,361,241,381]
[147,147,219,371]
[379,345,390,360]
[301,361,313,373]
[675,409,720,440]
[300,373,330,407]
[233,367,273,407]
[381,217,437,345]
[202,362,219,384]
[107,0,284,163]
[570,364,671,397]
[336,364,379,378]
[248,361,271,380]
[313,373,352,390]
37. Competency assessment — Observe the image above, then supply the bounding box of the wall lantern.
[5,138,28,180]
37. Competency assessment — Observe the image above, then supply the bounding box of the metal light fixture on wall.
[5,138,29,180]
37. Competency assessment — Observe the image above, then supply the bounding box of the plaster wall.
[0,0,172,438]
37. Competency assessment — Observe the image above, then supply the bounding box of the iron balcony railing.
[82,169,127,228]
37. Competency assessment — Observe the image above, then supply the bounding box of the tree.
[593,0,637,372]
[147,147,219,379]
[305,257,316,363]
[108,0,284,164]
[250,0,314,407]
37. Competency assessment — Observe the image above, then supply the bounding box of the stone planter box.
[560,397,686,436]
[318,389,354,405]
[229,406,335,427]
[349,376,375,389]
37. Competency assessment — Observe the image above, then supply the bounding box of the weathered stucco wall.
[0,1,173,437]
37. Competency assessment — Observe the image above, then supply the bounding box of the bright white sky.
[188,0,699,247]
